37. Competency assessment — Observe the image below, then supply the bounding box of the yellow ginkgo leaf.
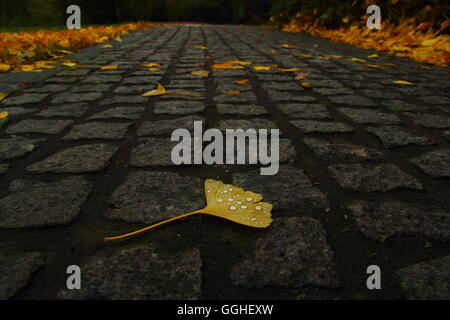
[253,65,271,71]
[367,54,379,58]
[281,44,296,49]
[230,60,252,65]
[168,91,204,97]
[213,61,245,70]
[62,61,77,67]
[142,83,167,97]
[349,57,366,63]
[104,179,273,242]
[392,80,414,85]
[0,93,8,101]
[0,111,9,119]
[224,90,240,94]
[114,36,122,42]
[101,44,113,48]
[100,65,118,70]
[141,63,160,68]
[194,45,208,50]
[235,79,249,85]
[148,68,163,72]
[294,54,312,59]
[191,70,210,78]
[421,38,439,47]
[0,64,11,72]
[278,68,300,72]
[301,82,312,88]
[365,64,382,68]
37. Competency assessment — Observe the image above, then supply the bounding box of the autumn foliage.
[0,22,153,73]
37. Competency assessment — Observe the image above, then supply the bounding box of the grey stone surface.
[232,165,329,212]
[6,119,74,135]
[291,120,353,133]
[0,252,45,299]
[58,245,202,300]
[404,113,450,129]
[138,115,204,137]
[329,163,423,192]
[36,104,89,118]
[328,95,377,107]
[27,144,118,173]
[367,126,434,148]
[397,256,450,300]
[303,138,383,161]
[0,177,92,228]
[0,107,36,118]
[99,95,148,105]
[154,101,205,115]
[230,217,338,288]
[1,94,48,106]
[348,200,450,241]
[0,164,9,175]
[0,137,45,160]
[63,122,131,140]
[106,171,204,224]
[89,106,146,120]
[216,104,269,116]
[216,119,277,131]
[277,103,330,119]
[51,92,102,104]
[131,138,178,167]
[81,75,122,84]
[213,92,257,104]
[70,84,113,93]
[338,108,401,125]
[408,149,450,178]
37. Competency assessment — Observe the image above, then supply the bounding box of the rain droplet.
[241,205,247,209]
[216,198,223,203]
[237,201,242,205]
[246,197,253,202]
[255,206,262,210]
[229,206,237,211]
[228,198,233,202]
[251,217,257,221]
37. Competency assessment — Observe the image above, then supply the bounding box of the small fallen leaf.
[421,39,439,47]
[351,149,369,158]
[295,72,308,80]
[141,63,160,68]
[281,44,296,49]
[224,90,240,94]
[442,130,450,135]
[253,65,271,71]
[62,61,77,67]
[114,36,122,42]
[0,111,9,119]
[301,82,312,88]
[100,65,118,70]
[104,179,273,241]
[193,45,208,50]
[0,64,11,72]
[213,61,244,70]
[142,83,167,97]
[349,57,366,63]
[191,70,210,78]
[367,54,380,58]
[392,80,414,85]
[148,68,163,72]
[230,60,252,65]
[235,79,249,85]
[57,49,73,54]
[0,93,8,101]
[365,64,382,68]
[294,54,312,59]
[100,44,113,48]
[278,68,300,72]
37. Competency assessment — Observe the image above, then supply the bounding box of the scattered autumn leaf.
[0,93,8,101]
[349,57,366,63]
[114,36,122,42]
[62,61,77,67]
[213,61,245,70]
[365,64,382,68]
[301,82,312,88]
[281,44,296,49]
[253,65,271,71]
[142,83,167,97]
[100,44,113,48]
[0,111,9,119]
[104,179,273,241]
[191,70,210,78]
[295,72,308,80]
[235,79,249,85]
[0,64,11,72]
[141,63,160,68]
[392,80,414,85]
[148,67,163,72]
[367,54,380,58]
[294,54,313,59]
[278,68,300,72]
[100,65,118,70]
[193,45,208,50]
[224,90,240,94]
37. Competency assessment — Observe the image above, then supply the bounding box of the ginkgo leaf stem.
[104,210,204,242]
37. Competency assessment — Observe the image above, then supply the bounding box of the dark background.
[0,0,448,30]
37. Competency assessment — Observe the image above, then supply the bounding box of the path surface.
[0,25,449,300]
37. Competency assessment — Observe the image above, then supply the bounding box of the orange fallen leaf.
[349,57,366,63]
[367,54,380,58]
[191,70,210,78]
[301,82,312,88]
[142,83,167,97]
[294,54,313,59]
[100,65,118,70]
[224,90,240,94]
[104,179,273,242]
[392,80,414,85]
[235,79,249,85]
[0,111,9,119]
[421,39,439,47]
[281,44,297,49]
[253,65,271,71]
[193,45,208,50]
[148,68,163,72]
[0,64,11,73]
[213,61,245,70]
[62,61,77,67]
[295,72,308,80]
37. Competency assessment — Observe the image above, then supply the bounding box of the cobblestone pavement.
[1,25,449,300]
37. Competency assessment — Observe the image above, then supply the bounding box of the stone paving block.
[312,87,354,96]
[131,138,179,167]
[232,165,329,212]
[367,126,435,148]
[63,122,131,140]
[303,138,383,161]
[121,76,161,85]
[277,103,330,119]
[6,120,74,135]
[0,107,37,118]
[106,171,204,224]
[81,75,122,84]
[27,144,118,173]
[404,113,450,129]
[51,92,102,104]
[230,217,338,289]
[397,256,450,300]
[213,92,257,104]
[138,115,205,137]
[348,200,450,242]
[31,85,69,93]
[216,119,277,131]
[291,120,353,133]
[328,95,378,107]
[0,252,45,299]
[0,164,10,175]
[154,101,205,115]
[88,106,146,120]
[1,94,48,106]
[216,104,269,116]
[0,177,92,228]
[0,137,45,160]
[70,84,113,93]
[383,100,430,113]
[99,95,148,105]
[36,104,89,118]
[260,82,303,91]
[408,149,450,178]
[328,163,423,192]
[58,245,202,300]
[337,108,401,125]
[267,91,316,103]
[44,77,79,84]
[113,85,151,94]
[215,84,252,93]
